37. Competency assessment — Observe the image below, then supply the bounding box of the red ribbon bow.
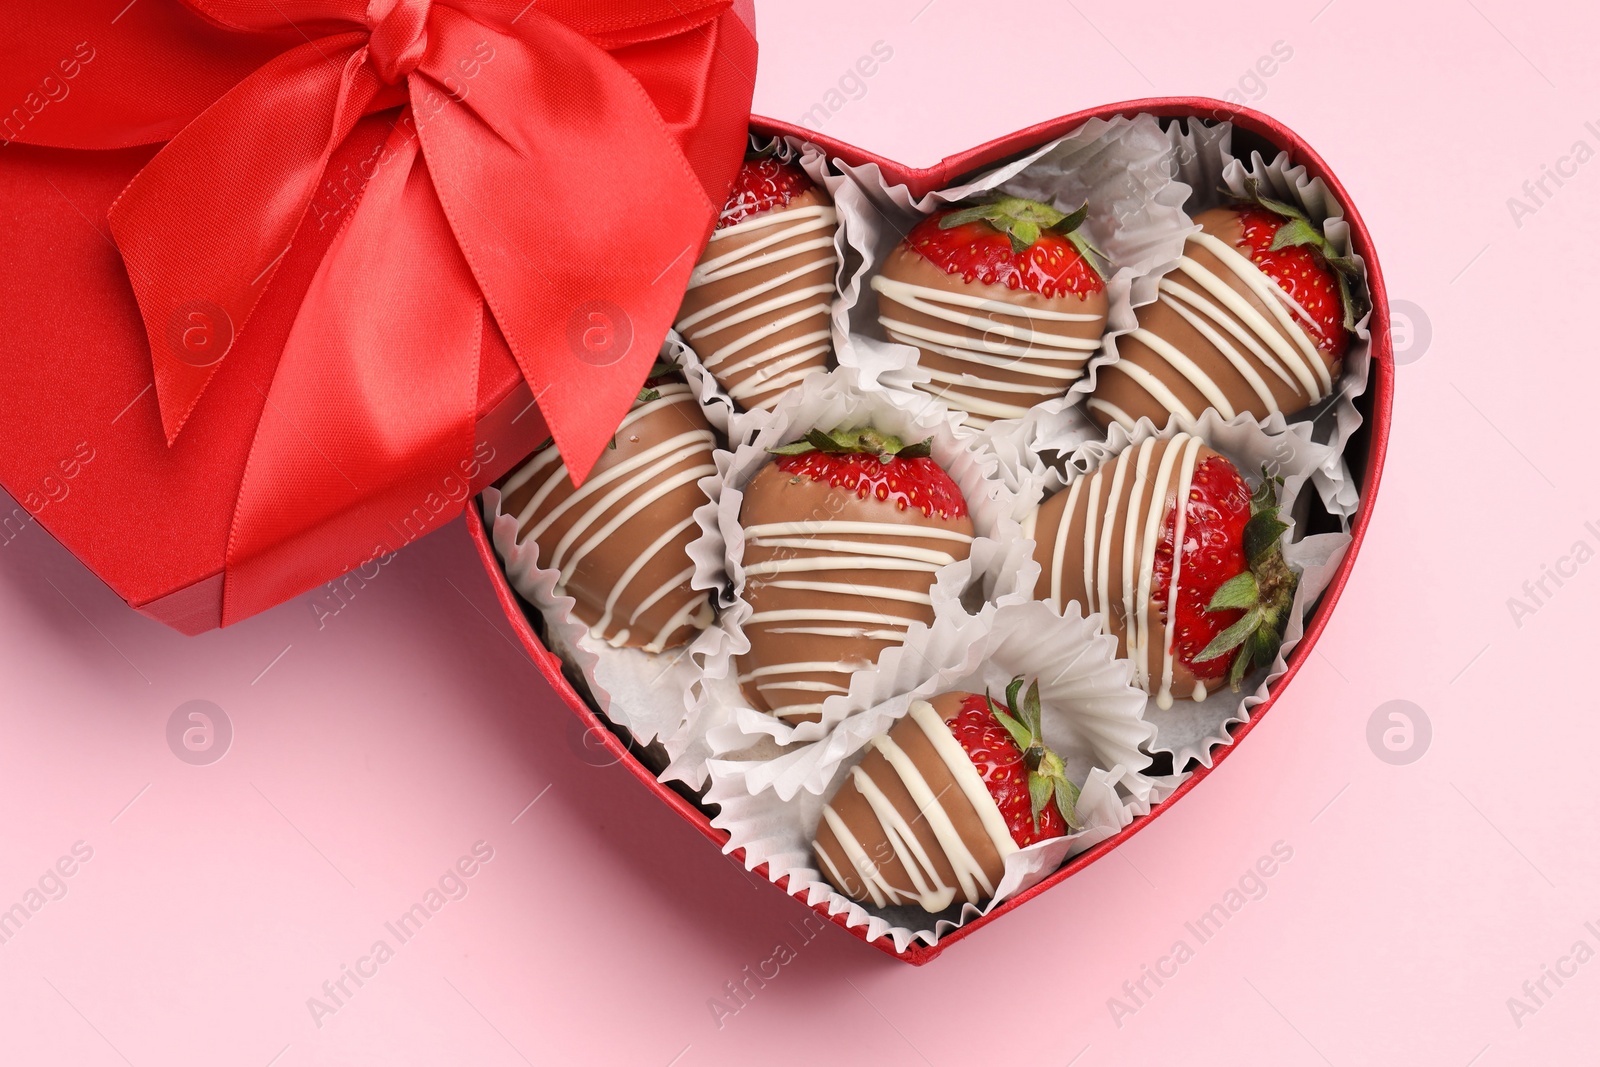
[2,0,754,624]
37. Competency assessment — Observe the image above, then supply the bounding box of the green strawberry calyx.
[985,675,1082,833]
[939,195,1107,278]
[1192,468,1300,690]
[768,426,932,460]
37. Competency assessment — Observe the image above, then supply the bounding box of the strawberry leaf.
[1027,773,1053,831]
[1054,777,1082,831]
[897,437,934,459]
[1232,179,1309,223]
[1206,571,1259,611]
[1243,512,1290,564]
[987,699,1035,756]
[1054,202,1089,235]
[1022,679,1043,737]
[1004,676,1026,724]
[768,426,924,459]
[1268,217,1325,252]
[1194,605,1263,663]
[1228,641,1252,688]
[1064,229,1109,281]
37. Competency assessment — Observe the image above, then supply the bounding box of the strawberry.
[1029,433,1297,705]
[1084,181,1367,434]
[1186,465,1298,689]
[497,359,717,654]
[907,197,1105,298]
[950,678,1081,845]
[872,197,1110,426]
[718,155,814,230]
[678,152,837,412]
[811,679,1079,913]
[1150,454,1253,680]
[736,427,975,723]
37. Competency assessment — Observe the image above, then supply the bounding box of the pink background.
[1,1,1592,1063]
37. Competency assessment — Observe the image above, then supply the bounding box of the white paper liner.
[693,370,1026,750]
[662,328,738,441]
[1158,119,1372,519]
[1019,410,1349,770]
[827,113,1195,464]
[480,371,738,790]
[704,600,1174,951]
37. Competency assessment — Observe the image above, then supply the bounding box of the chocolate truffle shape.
[871,198,1108,426]
[813,688,1074,913]
[675,158,839,412]
[736,429,974,724]
[1025,432,1297,708]
[1086,205,1351,432]
[498,377,716,653]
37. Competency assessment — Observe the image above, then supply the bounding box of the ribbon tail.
[414,7,718,485]
[107,33,376,445]
[224,115,482,626]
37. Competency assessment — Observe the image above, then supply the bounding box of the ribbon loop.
[367,0,432,83]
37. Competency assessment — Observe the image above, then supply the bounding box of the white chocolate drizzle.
[1088,231,1332,430]
[1037,433,1206,708]
[679,203,838,409]
[816,700,1017,911]
[871,273,1102,424]
[739,520,972,721]
[501,384,716,652]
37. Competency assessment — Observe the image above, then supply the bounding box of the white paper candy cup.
[704,600,1170,952]
[1142,119,1372,520]
[829,113,1195,464]
[480,370,737,790]
[1019,409,1349,770]
[693,370,1025,751]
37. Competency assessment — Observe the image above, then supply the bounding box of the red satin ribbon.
[0,0,754,623]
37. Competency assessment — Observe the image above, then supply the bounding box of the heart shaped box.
[468,97,1393,965]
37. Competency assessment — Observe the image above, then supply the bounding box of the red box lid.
[0,0,757,633]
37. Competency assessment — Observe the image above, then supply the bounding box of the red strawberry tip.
[939,195,1107,279]
[719,154,814,230]
[767,425,965,520]
[1223,180,1371,331]
[1191,468,1299,689]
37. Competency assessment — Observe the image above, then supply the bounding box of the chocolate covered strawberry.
[813,680,1081,912]
[1087,181,1369,432]
[497,362,716,653]
[737,427,974,724]
[675,154,838,412]
[871,196,1108,426]
[1025,432,1297,708]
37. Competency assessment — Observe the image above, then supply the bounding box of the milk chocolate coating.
[812,692,1008,912]
[1028,435,1226,703]
[875,243,1108,426]
[1087,207,1343,431]
[675,187,837,412]
[736,463,974,724]
[498,383,716,653]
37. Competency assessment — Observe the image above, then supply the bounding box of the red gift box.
[0,0,757,632]
[466,99,1395,964]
